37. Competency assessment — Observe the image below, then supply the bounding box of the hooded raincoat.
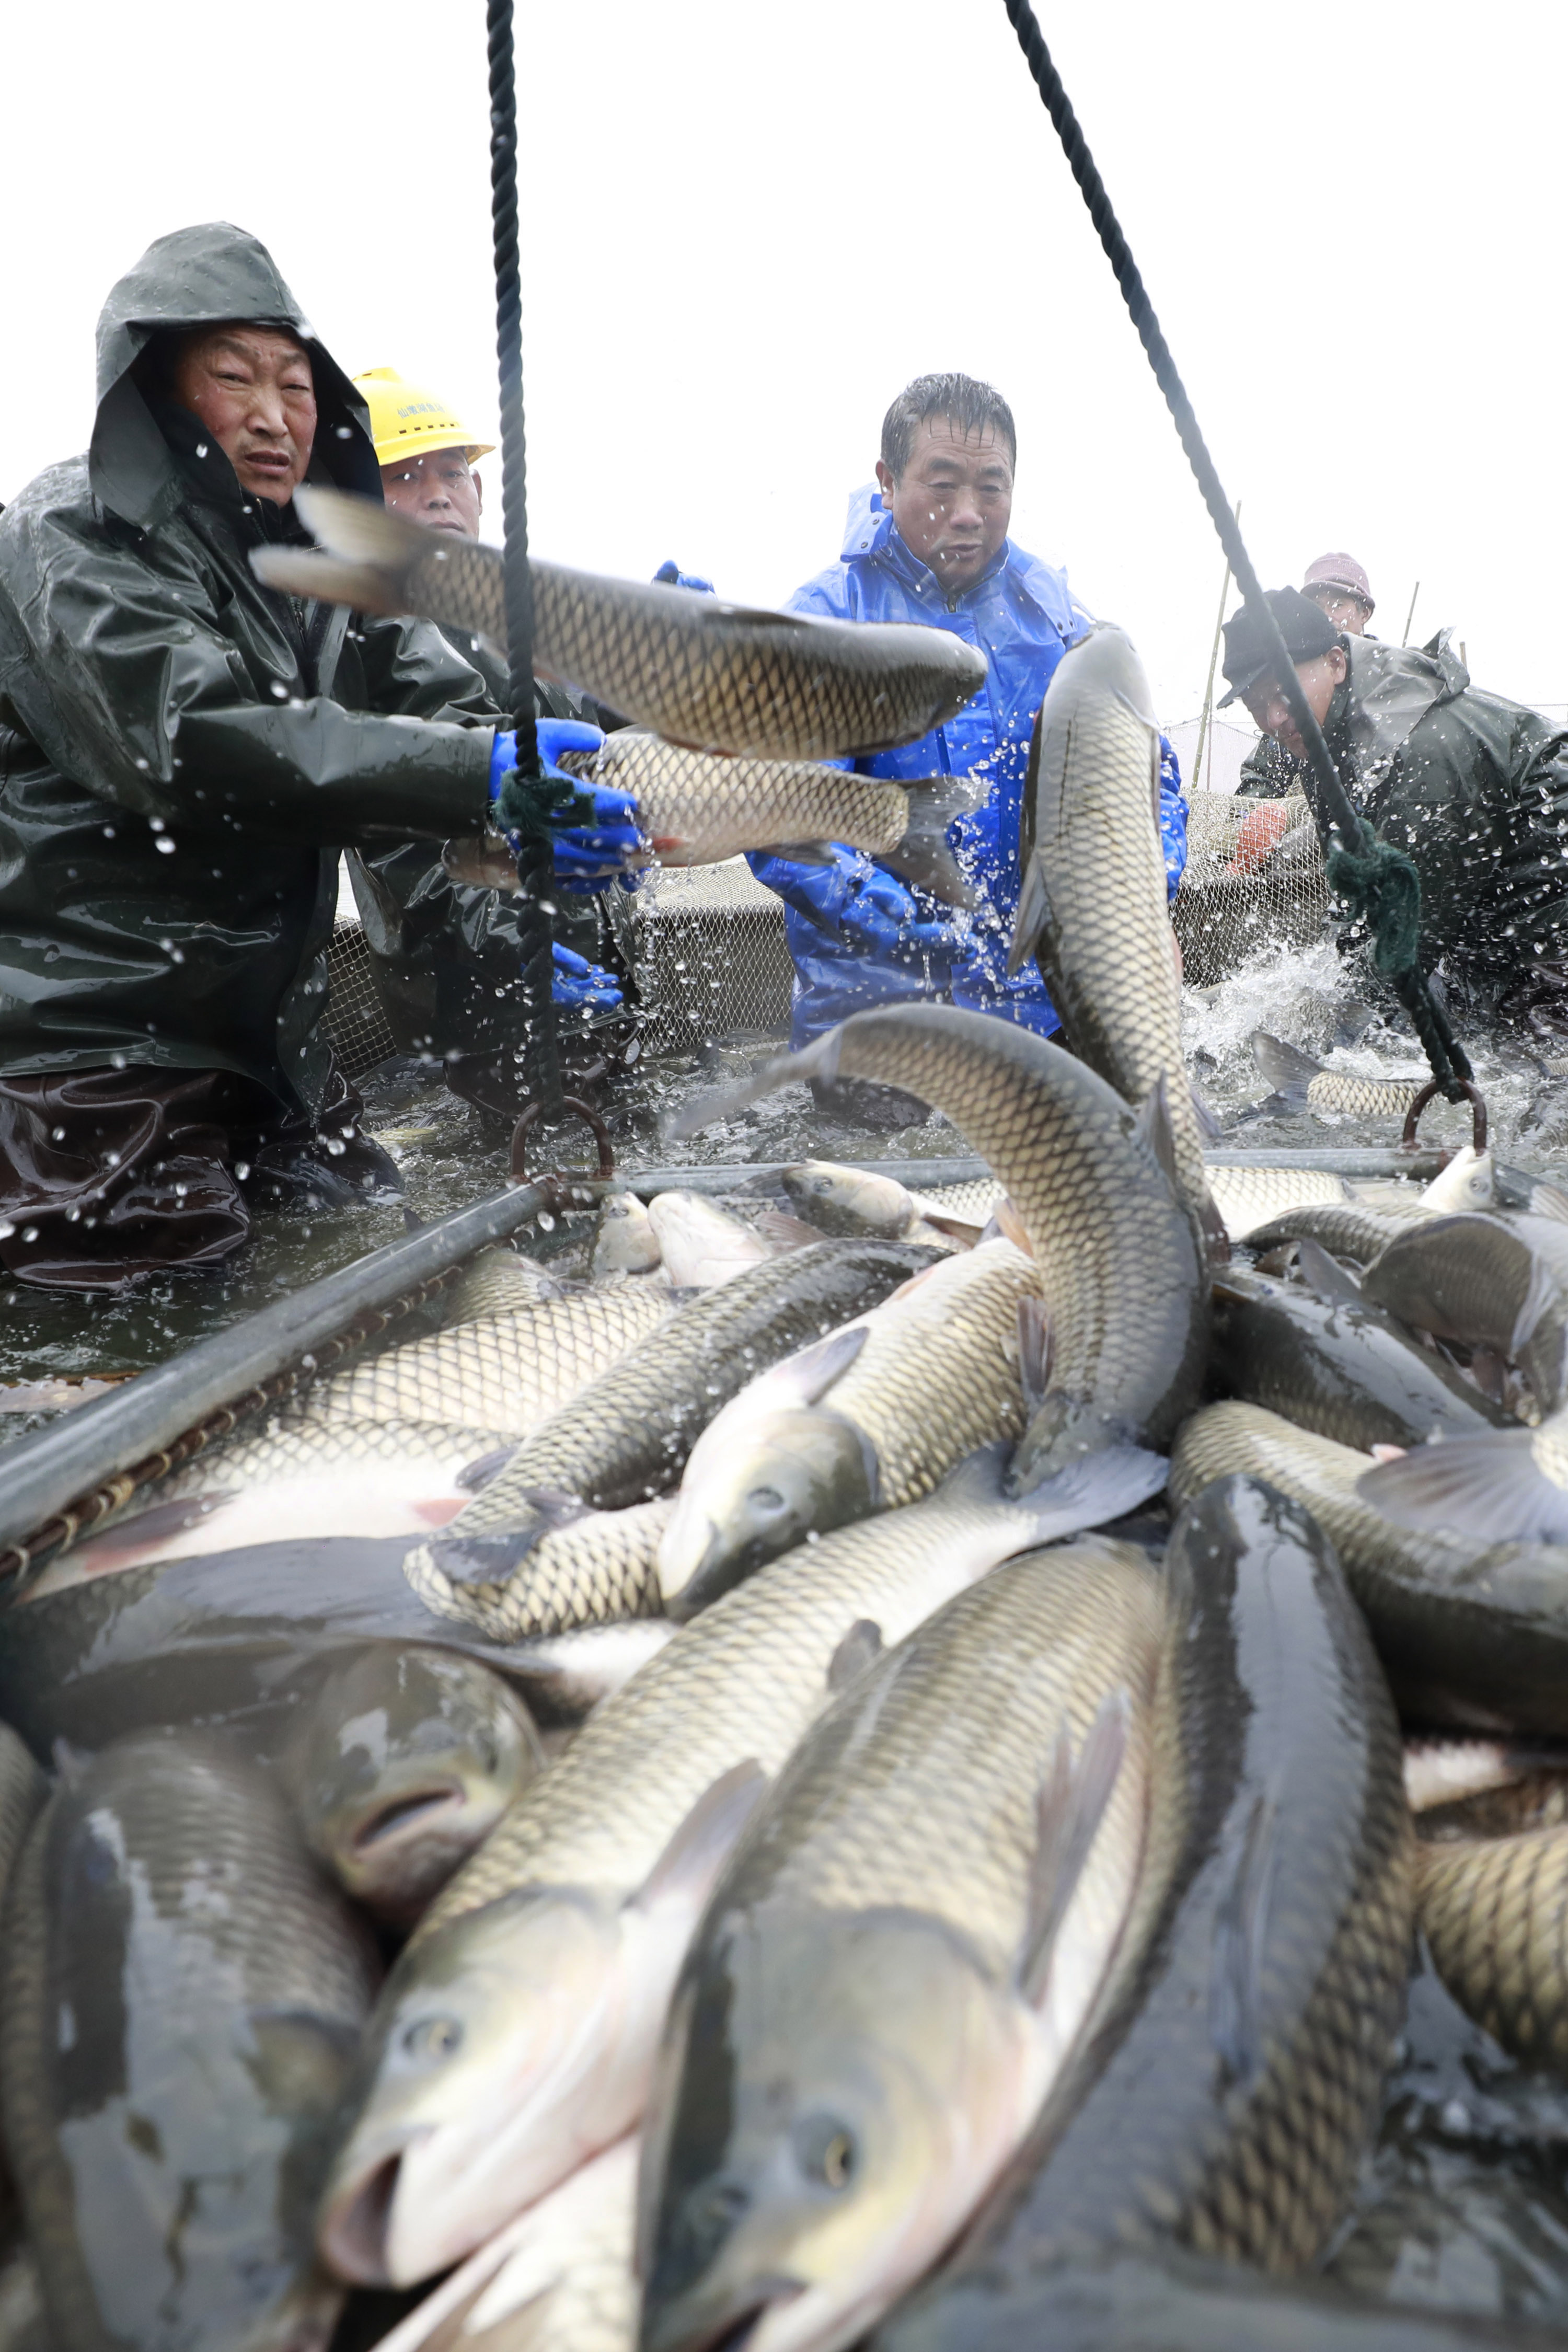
[0,223,497,1119]
[747,486,1186,1045]
[1313,632,1568,1001]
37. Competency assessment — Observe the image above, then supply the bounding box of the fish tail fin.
[1007,1444,1168,1543]
[294,483,434,570]
[664,1030,843,1142]
[249,546,409,616]
[883,778,984,910]
[1249,1030,1322,1110]
[1359,1434,1568,1544]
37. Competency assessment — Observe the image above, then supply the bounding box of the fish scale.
[258,491,989,763]
[151,1414,512,1499]
[727,1542,1165,1962]
[1417,1827,1568,2069]
[291,1289,671,1437]
[1010,628,1207,1227]
[403,1499,672,1640]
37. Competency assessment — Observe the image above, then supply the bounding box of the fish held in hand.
[318,1444,1159,2291]
[1009,626,1208,1229]
[0,1730,377,2352]
[636,1538,1168,2352]
[281,1645,545,1927]
[658,1242,1047,1613]
[256,490,988,762]
[671,1005,1208,1486]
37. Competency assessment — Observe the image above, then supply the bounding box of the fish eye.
[748,1486,786,1514]
[400,2014,463,2063]
[793,2114,857,2189]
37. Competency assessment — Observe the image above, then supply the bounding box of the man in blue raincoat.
[747,374,1185,1119]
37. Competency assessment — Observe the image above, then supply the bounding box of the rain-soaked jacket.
[0,224,497,1115]
[748,486,1187,1045]
[1319,632,1568,985]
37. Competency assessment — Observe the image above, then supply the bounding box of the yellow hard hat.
[352,366,495,469]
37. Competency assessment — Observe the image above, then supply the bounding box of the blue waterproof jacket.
[748,487,1186,1045]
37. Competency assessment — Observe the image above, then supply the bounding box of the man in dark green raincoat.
[1221,586,1568,1028]
[0,223,610,1290]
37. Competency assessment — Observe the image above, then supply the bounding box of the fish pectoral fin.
[1133,1075,1182,1203]
[1006,855,1052,982]
[779,1322,870,1406]
[994,1195,1034,1257]
[1189,1080,1224,1143]
[1019,1689,1130,2008]
[1294,1237,1366,1309]
[754,1208,824,1253]
[1017,1298,1054,1416]
[1359,1433,1568,1544]
[634,1760,769,1913]
[457,1444,520,1494]
[758,841,838,866]
[1248,1030,1321,1110]
[1209,1789,1279,2088]
[826,1618,884,1693]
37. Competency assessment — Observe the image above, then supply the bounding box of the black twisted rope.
[487,0,562,1115]
[1001,0,1471,1096]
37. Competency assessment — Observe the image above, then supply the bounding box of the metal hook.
[1401,1078,1488,1155]
[510,1094,616,1197]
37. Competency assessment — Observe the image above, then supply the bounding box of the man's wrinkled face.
[875,417,1013,593]
[1241,646,1350,756]
[1305,586,1371,637]
[381,449,482,539]
[169,326,316,505]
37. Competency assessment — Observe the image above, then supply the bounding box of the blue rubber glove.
[841,864,964,958]
[653,560,716,594]
[489,720,642,896]
[549,942,625,1009]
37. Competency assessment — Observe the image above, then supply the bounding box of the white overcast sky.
[4,2,1564,734]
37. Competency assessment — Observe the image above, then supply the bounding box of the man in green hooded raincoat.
[0,222,610,1291]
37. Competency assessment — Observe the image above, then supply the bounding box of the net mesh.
[1172,791,1329,986]
[324,919,399,1079]
[607,859,794,1052]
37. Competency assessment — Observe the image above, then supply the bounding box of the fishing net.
[324,914,400,1079]
[1172,791,1330,987]
[607,859,795,1052]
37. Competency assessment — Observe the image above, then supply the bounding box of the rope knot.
[1324,824,1423,980]
[493,769,595,844]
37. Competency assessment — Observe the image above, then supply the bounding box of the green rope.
[1324,825,1424,979]
[492,768,594,844]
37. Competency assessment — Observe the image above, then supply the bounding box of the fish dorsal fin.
[634,1760,768,1914]
[1198,1185,1232,1269]
[1189,1081,1224,1144]
[1295,1236,1365,1309]
[1133,1076,1180,1196]
[780,1323,868,1406]
[1210,1787,1279,2087]
[826,1618,884,1693]
[754,1208,822,1253]
[1017,1297,1054,1416]
[1019,1689,1129,2008]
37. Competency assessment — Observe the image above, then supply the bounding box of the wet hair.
[879,374,1017,480]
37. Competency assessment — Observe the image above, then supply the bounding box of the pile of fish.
[10,615,1568,2352]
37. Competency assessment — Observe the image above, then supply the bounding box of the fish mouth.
[645,2280,803,2352]
[319,2147,408,2285]
[352,1781,467,1854]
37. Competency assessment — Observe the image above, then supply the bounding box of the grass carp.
[448,737,981,909]
[280,1645,545,1927]
[777,1162,961,1248]
[879,1477,1412,2352]
[318,1444,1160,2289]
[0,1730,378,2352]
[1210,1262,1513,1450]
[257,490,988,763]
[443,1249,565,1323]
[645,1191,771,1288]
[1416,1826,1568,2072]
[592,1194,663,1282]
[294,1289,673,1437]
[673,1005,1208,1488]
[404,1498,672,1641]
[1170,1401,1568,1734]
[375,2138,637,2352]
[1009,626,1208,1230]
[1251,1033,1427,1123]
[636,1537,1170,2352]
[417,1241,937,1585]
[1205,1162,1353,1240]
[658,1241,1051,1612]
[1243,1200,1434,1265]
